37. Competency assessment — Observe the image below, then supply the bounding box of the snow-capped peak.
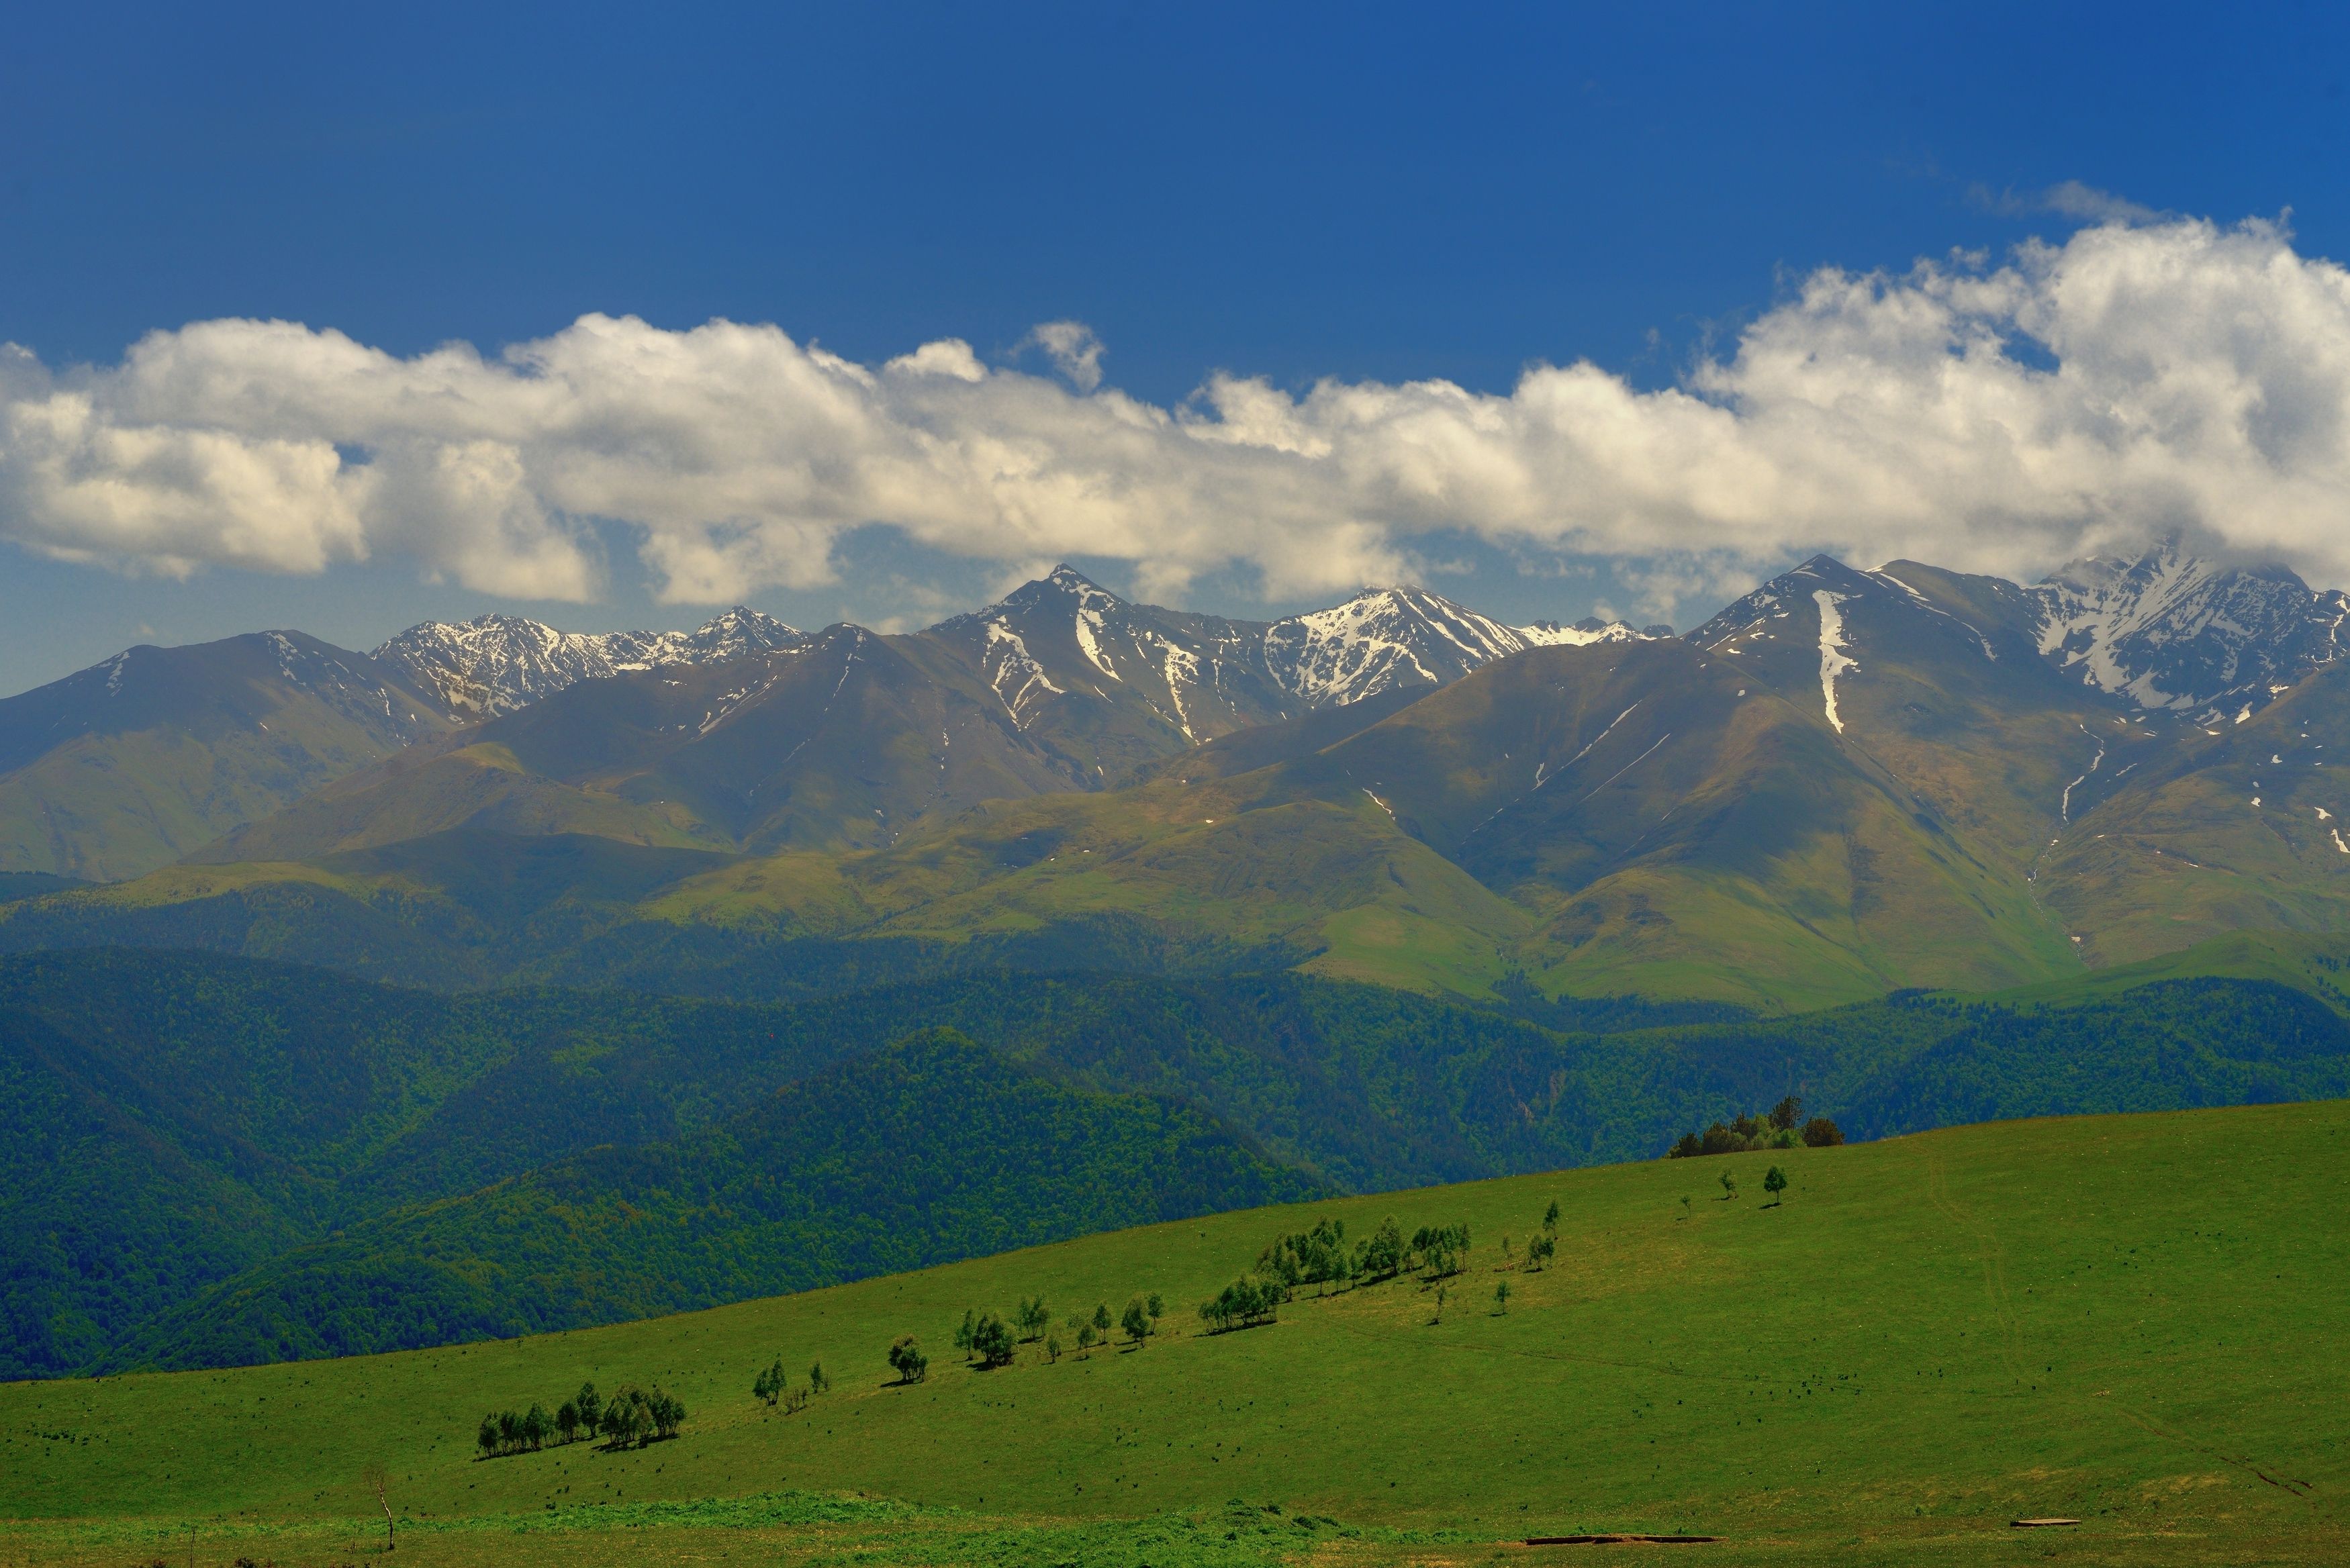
[374,606,803,717]
[2027,540,2350,717]
[1264,587,1653,708]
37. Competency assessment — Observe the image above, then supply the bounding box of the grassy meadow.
[4,1099,2345,1566]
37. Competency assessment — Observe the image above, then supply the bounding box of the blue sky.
[3,1,2348,694]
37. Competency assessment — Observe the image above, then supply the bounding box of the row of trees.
[475,1381,684,1458]
[1668,1096,1842,1158]
[887,1200,1557,1373]
[1201,1208,1497,1333]
[958,1294,1169,1367]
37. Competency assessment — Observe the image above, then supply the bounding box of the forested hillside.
[7,947,2347,1379]
[113,1029,1323,1369]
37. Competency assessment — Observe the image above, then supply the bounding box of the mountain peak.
[2028,542,2349,716]
[374,607,804,718]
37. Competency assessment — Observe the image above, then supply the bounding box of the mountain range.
[5,541,2349,1008]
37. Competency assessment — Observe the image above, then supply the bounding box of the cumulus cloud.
[5,211,2350,614]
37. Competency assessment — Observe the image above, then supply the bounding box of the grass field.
[4,1099,2345,1566]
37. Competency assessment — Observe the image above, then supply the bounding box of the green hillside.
[10,946,2349,1386]
[6,1099,2345,1565]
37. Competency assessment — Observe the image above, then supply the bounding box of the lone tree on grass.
[1542,1199,1560,1232]
[809,1361,830,1394]
[1719,1170,1738,1200]
[1121,1296,1154,1346]
[1764,1165,1789,1206]
[1494,1280,1511,1314]
[888,1336,929,1384]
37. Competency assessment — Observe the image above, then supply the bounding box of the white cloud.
[1020,320,1105,393]
[5,211,2350,611]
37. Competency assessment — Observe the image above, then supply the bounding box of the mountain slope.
[113,1028,1326,1369]
[0,632,456,881]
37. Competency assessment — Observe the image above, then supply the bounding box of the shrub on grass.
[888,1335,929,1384]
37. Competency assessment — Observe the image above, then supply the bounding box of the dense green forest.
[5,946,2347,1380]
[111,1030,1321,1371]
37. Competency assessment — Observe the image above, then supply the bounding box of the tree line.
[867,1197,1564,1385]
[475,1380,684,1458]
[1668,1096,1841,1158]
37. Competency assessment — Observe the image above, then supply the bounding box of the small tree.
[1719,1170,1738,1200]
[1015,1296,1051,1342]
[1542,1199,1560,1232]
[1076,1322,1097,1352]
[1092,1302,1113,1338]
[888,1335,929,1384]
[1121,1296,1154,1346]
[1146,1291,1164,1326]
[808,1361,830,1395]
[1494,1280,1512,1314]
[476,1415,500,1459]
[1044,1333,1063,1363]
[1432,1284,1447,1324]
[1679,1195,1693,1222]
[1523,1232,1556,1271]
[753,1357,786,1407]
[954,1308,978,1362]
[574,1383,602,1435]
[1501,1234,1515,1265]
[555,1401,579,1444]
[1801,1116,1844,1148]
[1763,1165,1789,1206]
[1770,1095,1803,1132]
[523,1403,552,1450]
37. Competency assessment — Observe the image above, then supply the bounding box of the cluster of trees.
[903,1290,1168,1380]
[475,1380,684,1458]
[1202,1210,1485,1332]
[752,1357,830,1414]
[1198,1274,1284,1332]
[1505,1200,1560,1271]
[1668,1096,1841,1158]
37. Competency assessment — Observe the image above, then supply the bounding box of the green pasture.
[5,1099,2345,1565]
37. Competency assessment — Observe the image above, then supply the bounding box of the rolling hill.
[7,942,2346,1381]
[6,1095,2344,1565]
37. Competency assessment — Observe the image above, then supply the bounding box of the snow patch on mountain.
[982,621,1062,728]
[375,607,802,717]
[1814,591,1857,733]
